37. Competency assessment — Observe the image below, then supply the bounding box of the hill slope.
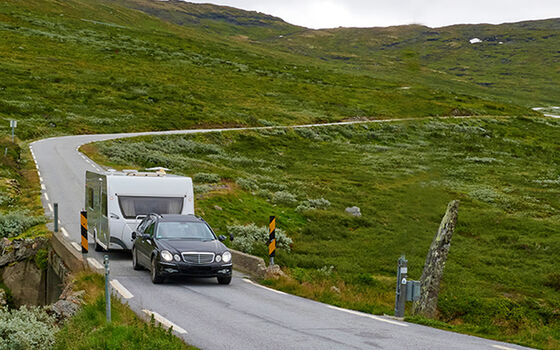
[0,0,542,140]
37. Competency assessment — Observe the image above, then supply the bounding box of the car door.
[138,220,156,266]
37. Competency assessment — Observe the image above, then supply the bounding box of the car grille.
[182,252,215,264]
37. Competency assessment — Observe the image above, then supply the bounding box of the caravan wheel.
[94,231,104,252]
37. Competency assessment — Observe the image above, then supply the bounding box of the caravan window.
[118,196,183,219]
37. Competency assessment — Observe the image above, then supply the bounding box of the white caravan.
[85,170,194,251]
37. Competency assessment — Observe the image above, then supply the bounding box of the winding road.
[29,120,533,350]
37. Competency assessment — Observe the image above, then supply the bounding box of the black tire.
[132,247,142,270]
[217,276,232,285]
[151,257,163,284]
[94,231,104,252]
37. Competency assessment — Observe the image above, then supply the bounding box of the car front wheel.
[151,257,163,284]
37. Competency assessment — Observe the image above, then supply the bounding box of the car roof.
[156,214,203,223]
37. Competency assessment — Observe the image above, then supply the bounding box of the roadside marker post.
[80,210,88,254]
[268,216,276,266]
[394,255,408,318]
[9,120,17,142]
[53,203,59,232]
[104,255,111,323]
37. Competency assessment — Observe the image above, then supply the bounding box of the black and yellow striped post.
[80,210,88,254]
[268,216,276,266]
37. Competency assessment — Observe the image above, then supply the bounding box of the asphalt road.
[30,123,533,350]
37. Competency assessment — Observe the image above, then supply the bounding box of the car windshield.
[155,221,216,241]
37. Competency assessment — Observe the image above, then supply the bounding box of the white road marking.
[326,305,408,327]
[44,192,49,201]
[41,184,46,190]
[37,170,41,177]
[71,241,81,252]
[39,176,43,183]
[61,227,69,238]
[492,345,517,350]
[110,279,134,299]
[87,257,103,270]
[142,310,187,334]
[243,278,288,295]
[47,203,53,212]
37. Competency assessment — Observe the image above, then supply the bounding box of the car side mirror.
[131,231,137,240]
[218,235,227,242]
[229,233,234,241]
[142,233,151,239]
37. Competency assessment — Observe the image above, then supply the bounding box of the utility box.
[406,280,421,301]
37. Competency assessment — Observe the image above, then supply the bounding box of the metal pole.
[11,125,14,142]
[53,203,58,232]
[104,255,111,323]
[395,255,408,317]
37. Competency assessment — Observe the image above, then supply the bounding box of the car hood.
[156,239,227,254]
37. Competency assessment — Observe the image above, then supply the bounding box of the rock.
[265,264,286,279]
[1,260,44,306]
[330,286,341,294]
[214,205,223,211]
[413,200,460,318]
[49,299,80,321]
[345,206,361,217]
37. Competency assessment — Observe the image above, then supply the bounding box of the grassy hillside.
[85,116,560,349]
[262,19,560,108]
[0,0,540,141]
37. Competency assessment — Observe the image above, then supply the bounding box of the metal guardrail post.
[53,203,58,232]
[104,255,111,323]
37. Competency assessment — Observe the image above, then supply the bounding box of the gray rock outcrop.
[345,206,361,217]
[413,200,459,318]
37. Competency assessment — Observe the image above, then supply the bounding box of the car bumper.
[157,261,233,278]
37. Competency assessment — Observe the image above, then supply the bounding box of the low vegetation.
[86,116,560,349]
[0,137,48,240]
[55,273,196,350]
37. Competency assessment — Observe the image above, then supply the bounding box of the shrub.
[296,198,331,212]
[0,306,57,350]
[228,223,293,254]
[236,178,259,191]
[0,211,46,238]
[193,172,220,183]
[271,191,297,206]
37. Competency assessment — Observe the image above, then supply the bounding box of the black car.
[131,213,233,284]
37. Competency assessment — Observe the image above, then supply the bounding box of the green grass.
[85,116,560,349]
[0,0,540,141]
[54,273,196,350]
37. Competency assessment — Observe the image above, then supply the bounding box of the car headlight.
[161,250,173,262]
[222,251,231,263]
[174,254,181,262]
[215,255,222,262]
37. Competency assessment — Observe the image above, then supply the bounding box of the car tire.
[217,276,232,285]
[151,257,163,284]
[132,247,142,270]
